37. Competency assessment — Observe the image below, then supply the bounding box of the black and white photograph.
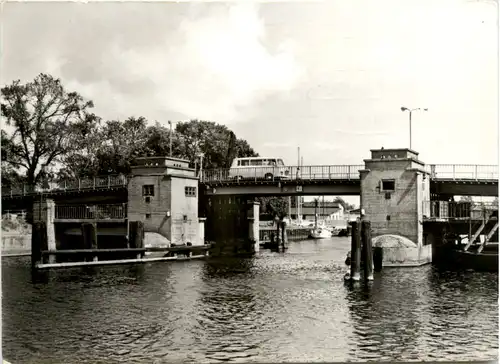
[1,1,498,363]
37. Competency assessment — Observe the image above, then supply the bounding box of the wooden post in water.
[361,220,374,281]
[350,221,361,281]
[82,222,98,261]
[31,222,46,268]
[129,221,144,259]
[275,218,281,247]
[136,221,144,250]
[281,221,288,250]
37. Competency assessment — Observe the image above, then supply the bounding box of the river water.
[2,238,498,363]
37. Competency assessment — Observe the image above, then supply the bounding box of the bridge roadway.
[1,164,498,199]
[200,164,498,196]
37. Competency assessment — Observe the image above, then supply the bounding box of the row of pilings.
[31,221,145,267]
[346,220,374,281]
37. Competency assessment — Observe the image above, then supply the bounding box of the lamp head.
[401,106,408,112]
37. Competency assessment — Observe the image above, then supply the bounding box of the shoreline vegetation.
[2,73,358,225]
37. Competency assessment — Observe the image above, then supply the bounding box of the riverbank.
[2,218,32,255]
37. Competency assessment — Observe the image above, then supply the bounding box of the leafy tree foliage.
[174,120,258,169]
[1,74,95,184]
[333,196,356,211]
[258,196,289,220]
[1,74,261,183]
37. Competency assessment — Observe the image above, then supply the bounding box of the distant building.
[347,208,361,221]
[290,201,344,221]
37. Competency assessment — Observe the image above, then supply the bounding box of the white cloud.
[2,1,497,168]
[118,2,303,123]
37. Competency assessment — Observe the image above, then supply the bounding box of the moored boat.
[309,227,332,239]
[437,243,499,272]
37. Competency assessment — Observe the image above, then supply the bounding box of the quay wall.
[2,233,31,254]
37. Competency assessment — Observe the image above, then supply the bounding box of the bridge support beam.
[33,199,56,264]
[247,201,260,253]
[360,148,432,267]
[206,197,260,257]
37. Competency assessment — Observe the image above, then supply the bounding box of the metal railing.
[1,164,497,195]
[200,165,365,183]
[2,175,129,197]
[428,164,498,181]
[55,203,127,220]
[201,164,498,184]
[423,201,498,220]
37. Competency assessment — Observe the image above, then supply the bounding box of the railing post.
[107,176,111,188]
[78,178,81,191]
[328,166,331,180]
[452,165,456,180]
[475,165,478,180]
[23,185,26,196]
[93,177,96,189]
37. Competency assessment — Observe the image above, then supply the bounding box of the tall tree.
[333,196,356,211]
[96,116,149,174]
[59,112,103,178]
[174,119,258,169]
[1,73,95,184]
[143,122,184,158]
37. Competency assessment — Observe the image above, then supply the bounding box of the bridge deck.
[1,164,497,198]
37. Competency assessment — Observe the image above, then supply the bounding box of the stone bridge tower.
[360,148,432,266]
[127,156,204,246]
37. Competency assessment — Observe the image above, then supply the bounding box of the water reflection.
[2,239,498,363]
[199,259,261,362]
[425,269,498,358]
[344,268,433,361]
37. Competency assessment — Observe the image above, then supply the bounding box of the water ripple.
[2,239,498,363]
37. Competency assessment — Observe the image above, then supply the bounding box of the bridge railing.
[423,201,498,220]
[2,175,129,197]
[55,203,128,220]
[428,164,498,180]
[200,165,365,183]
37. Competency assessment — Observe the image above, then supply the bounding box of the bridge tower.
[127,157,204,246]
[360,148,432,266]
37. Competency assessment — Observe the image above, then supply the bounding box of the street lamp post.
[400,106,428,150]
[198,153,205,180]
[168,120,177,157]
[39,164,47,222]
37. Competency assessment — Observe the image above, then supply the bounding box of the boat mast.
[322,196,325,224]
[314,198,318,229]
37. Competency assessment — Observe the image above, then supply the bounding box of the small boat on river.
[308,198,334,239]
[309,227,332,239]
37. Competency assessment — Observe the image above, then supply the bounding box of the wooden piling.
[276,221,281,244]
[82,223,98,261]
[136,221,144,249]
[361,220,374,280]
[280,221,288,250]
[129,221,145,257]
[373,247,383,272]
[31,222,46,268]
[350,221,361,281]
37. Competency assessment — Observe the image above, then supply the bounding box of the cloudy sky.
[2,0,498,203]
